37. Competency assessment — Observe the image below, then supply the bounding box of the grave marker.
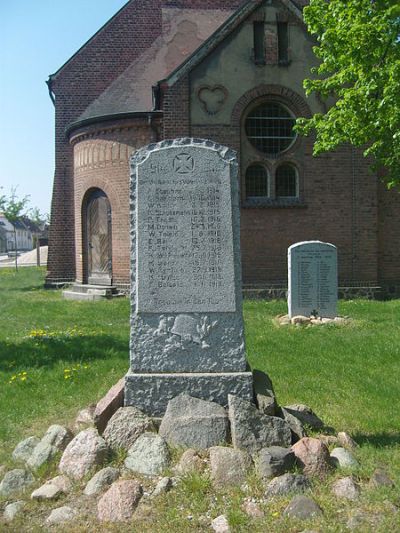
[125,139,253,416]
[288,241,337,318]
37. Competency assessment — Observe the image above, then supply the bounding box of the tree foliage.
[0,187,30,270]
[296,0,400,186]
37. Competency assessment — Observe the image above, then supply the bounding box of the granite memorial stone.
[125,138,253,416]
[288,241,338,318]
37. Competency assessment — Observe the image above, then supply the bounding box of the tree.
[0,188,30,271]
[295,0,400,187]
[29,207,49,229]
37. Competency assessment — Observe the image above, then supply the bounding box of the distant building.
[0,213,34,252]
[45,0,400,296]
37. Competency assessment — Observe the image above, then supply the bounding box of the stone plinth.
[125,139,252,416]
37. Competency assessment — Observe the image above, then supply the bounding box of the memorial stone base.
[125,370,254,417]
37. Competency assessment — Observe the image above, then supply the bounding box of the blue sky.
[0,0,128,216]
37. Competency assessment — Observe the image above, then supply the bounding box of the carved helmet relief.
[153,314,218,351]
[197,85,228,115]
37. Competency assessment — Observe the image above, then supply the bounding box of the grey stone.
[103,406,155,451]
[337,431,358,450]
[283,495,323,519]
[41,424,73,450]
[59,428,109,480]
[74,405,96,431]
[228,394,291,454]
[242,500,264,518]
[125,432,170,476]
[97,480,143,522]
[280,408,306,441]
[211,514,230,532]
[31,475,72,500]
[26,442,57,470]
[126,139,253,416]
[331,476,360,500]
[45,506,77,525]
[174,449,205,475]
[330,447,359,468]
[264,473,311,497]
[0,469,34,497]
[283,404,325,430]
[4,501,25,522]
[292,437,332,478]
[125,371,253,418]
[94,377,125,434]
[369,468,395,488]
[256,394,276,416]
[255,446,295,479]
[210,446,252,489]
[151,477,172,497]
[159,394,228,449]
[12,436,40,463]
[288,241,337,319]
[84,467,120,496]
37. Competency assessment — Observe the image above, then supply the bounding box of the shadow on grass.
[353,432,400,448]
[0,334,128,370]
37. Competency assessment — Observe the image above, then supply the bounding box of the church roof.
[69,0,307,131]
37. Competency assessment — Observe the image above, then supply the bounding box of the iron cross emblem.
[173,153,195,174]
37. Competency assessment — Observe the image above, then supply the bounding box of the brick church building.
[46,0,400,296]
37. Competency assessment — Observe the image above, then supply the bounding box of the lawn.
[0,268,399,531]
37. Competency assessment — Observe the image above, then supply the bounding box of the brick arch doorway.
[85,189,112,285]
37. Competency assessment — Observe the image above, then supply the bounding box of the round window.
[245,102,296,155]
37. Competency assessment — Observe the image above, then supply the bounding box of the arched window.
[245,164,269,198]
[276,164,298,197]
[245,102,296,155]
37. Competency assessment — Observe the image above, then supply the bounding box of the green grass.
[1,268,399,531]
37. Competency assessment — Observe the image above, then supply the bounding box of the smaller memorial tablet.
[288,241,338,318]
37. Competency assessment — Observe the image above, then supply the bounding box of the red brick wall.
[70,118,156,286]
[378,182,400,283]
[165,80,380,285]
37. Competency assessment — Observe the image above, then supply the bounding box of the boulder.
[242,500,264,518]
[331,476,360,500]
[94,377,125,434]
[280,408,306,441]
[291,316,311,325]
[255,446,295,479]
[283,495,323,519]
[292,437,332,478]
[330,447,359,468]
[103,406,155,451]
[283,404,325,430]
[4,501,25,522]
[74,405,96,431]
[369,468,395,488]
[59,428,108,480]
[151,477,172,497]
[12,436,40,463]
[84,466,120,496]
[256,394,276,416]
[0,469,34,497]
[228,395,291,454]
[97,480,143,522]
[124,432,170,476]
[264,473,311,497]
[31,475,72,500]
[26,442,57,470]
[209,446,252,489]
[174,449,205,476]
[27,425,73,470]
[211,514,230,532]
[337,431,358,450]
[45,506,77,525]
[159,394,229,449]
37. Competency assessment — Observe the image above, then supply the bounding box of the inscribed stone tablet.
[288,241,337,318]
[136,145,235,313]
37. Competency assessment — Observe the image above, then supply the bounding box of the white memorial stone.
[288,241,338,318]
[125,139,253,416]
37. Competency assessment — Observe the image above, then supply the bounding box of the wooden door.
[87,190,112,285]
